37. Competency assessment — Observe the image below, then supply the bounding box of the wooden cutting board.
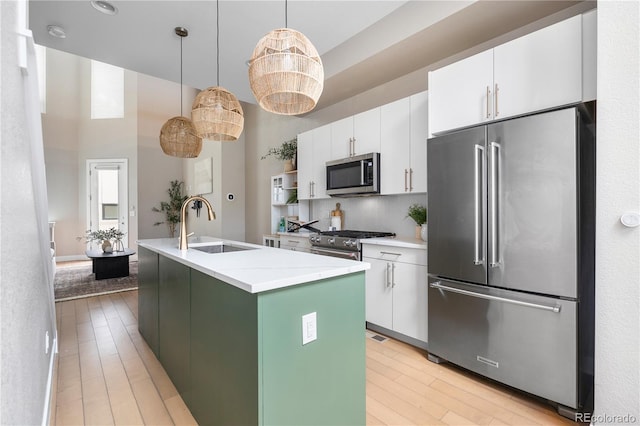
[331,202,344,230]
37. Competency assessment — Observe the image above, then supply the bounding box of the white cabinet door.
[311,124,332,199]
[331,116,353,159]
[364,257,393,329]
[428,49,493,135]
[409,91,428,193]
[380,98,410,195]
[353,108,381,156]
[297,130,313,200]
[494,15,582,120]
[392,263,428,343]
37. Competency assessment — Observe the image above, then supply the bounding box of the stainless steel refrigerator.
[427,103,595,417]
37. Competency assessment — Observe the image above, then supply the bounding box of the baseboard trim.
[41,333,58,426]
[56,255,88,262]
[365,322,429,351]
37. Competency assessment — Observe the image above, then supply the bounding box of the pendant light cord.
[180,34,183,116]
[216,0,220,87]
[285,0,288,28]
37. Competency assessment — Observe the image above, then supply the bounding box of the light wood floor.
[52,290,574,425]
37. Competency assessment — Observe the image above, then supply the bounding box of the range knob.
[310,236,318,243]
[328,238,336,245]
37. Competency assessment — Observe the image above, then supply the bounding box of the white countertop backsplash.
[137,236,369,294]
[308,193,428,237]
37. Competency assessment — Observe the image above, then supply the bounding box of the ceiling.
[29,0,591,112]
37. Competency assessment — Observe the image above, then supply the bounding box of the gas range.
[309,230,396,260]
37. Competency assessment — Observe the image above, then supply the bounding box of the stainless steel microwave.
[326,152,380,196]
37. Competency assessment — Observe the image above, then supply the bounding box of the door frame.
[86,158,129,249]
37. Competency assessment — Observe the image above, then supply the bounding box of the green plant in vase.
[153,180,189,237]
[261,136,297,171]
[407,204,427,241]
[78,227,126,253]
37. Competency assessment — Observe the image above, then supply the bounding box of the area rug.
[54,261,138,302]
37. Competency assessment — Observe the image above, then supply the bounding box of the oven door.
[310,246,360,261]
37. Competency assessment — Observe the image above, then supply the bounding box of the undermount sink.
[192,244,255,254]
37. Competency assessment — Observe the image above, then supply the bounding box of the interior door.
[487,108,577,298]
[427,127,487,285]
[87,159,128,249]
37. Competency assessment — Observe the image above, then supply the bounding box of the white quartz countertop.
[359,237,427,250]
[137,236,369,294]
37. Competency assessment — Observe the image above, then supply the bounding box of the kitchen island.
[137,237,369,426]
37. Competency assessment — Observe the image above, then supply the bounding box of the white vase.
[102,240,113,253]
[420,224,428,242]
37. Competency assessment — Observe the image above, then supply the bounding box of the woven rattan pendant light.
[160,27,202,158]
[248,0,324,115]
[191,0,244,141]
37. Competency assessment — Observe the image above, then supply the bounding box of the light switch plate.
[302,312,317,345]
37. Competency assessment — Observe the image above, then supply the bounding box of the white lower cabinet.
[363,244,428,345]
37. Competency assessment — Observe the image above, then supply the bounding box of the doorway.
[86,159,128,250]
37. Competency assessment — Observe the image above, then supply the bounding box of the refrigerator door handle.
[430,281,561,313]
[490,141,501,267]
[474,144,485,265]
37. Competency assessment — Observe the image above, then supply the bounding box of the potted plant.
[261,136,297,172]
[153,180,189,237]
[407,204,427,241]
[79,227,126,253]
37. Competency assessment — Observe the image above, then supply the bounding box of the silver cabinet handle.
[380,251,402,257]
[391,263,396,288]
[430,281,561,313]
[490,142,500,267]
[404,169,408,192]
[385,263,391,288]
[474,144,485,265]
[352,137,356,157]
[409,168,414,191]
[494,83,499,117]
[486,85,491,119]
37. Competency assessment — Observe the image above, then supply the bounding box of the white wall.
[43,49,140,258]
[183,131,246,242]
[42,49,82,257]
[137,74,188,239]
[593,1,640,423]
[0,2,58,423]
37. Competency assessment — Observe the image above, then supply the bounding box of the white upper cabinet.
[381,98,411,195]
[331,109,381,159]
[429,13,593,136]
[409,91,429,193]
[311,124,332,199]
[297,124,331,200]
[330,116,353,159]
[428,49,494,135]
[353,108,381,156]
[296,130,313,200]
[493,14,582,120]
[380,91,428,195]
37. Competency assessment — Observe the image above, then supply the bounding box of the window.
[91,60,124,119]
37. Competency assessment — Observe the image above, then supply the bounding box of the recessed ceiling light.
[91,0,118,15]
[47,25,66,38]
